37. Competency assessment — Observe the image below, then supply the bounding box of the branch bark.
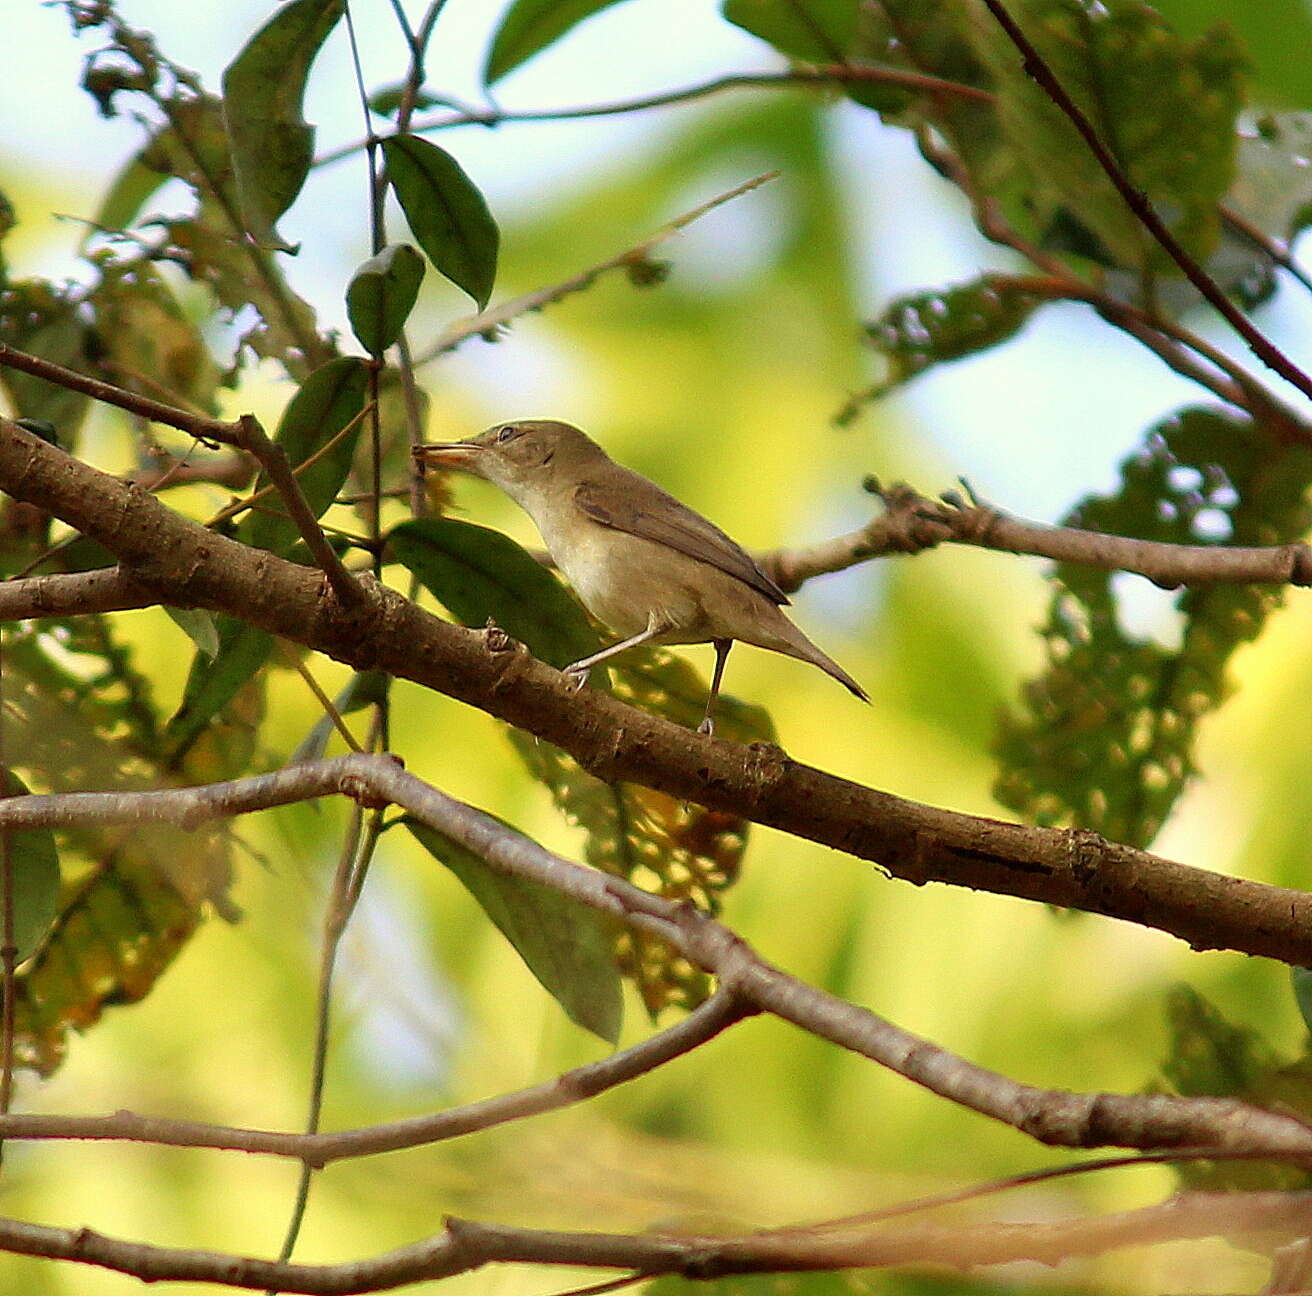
[3,418,1312,966]
[3,754,1312,1166]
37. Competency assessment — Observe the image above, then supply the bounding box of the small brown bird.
[417,420,868,734]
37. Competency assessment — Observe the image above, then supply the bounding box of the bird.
[415,420,868,735]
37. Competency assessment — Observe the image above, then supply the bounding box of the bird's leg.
[563,619,667,691]
[698,639,733,736]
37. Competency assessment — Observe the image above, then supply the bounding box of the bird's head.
[415,420,603,502]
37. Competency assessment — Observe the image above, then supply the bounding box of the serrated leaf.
[0,772,61,961]
[844,276,1040,419]
[241,355,368,558]
[405,817,622,1044]
[723,0,858,62]
[165,607,220,660]
[996,408,1312,847]
[220,0,345,251]
[382,135,499,310]
[965,0,1247,272]
[392,516,771,1015]
[484,0,635,85]
[346,243,426,356]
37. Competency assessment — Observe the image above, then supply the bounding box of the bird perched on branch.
[416,420,868,735]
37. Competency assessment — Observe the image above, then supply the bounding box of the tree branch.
[0,987,748,1163]
[4,419,1312,964]
[0,347,364,606]
[3,754,1312,1165]
[2,1187,1312,1291]
[760,480,1312,593]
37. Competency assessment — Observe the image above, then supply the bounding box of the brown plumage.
[417,420,867,734]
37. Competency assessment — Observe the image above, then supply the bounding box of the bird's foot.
[563,663,591,692]
[697,716,715,737]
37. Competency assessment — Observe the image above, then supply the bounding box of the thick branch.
[3,754,1312,1166]
[761,481,1312,593]
[0,348,363,606]
[3,420,1312,965]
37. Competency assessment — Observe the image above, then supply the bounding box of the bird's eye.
[495,424,520,444]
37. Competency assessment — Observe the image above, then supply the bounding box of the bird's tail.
[770,620,870,703]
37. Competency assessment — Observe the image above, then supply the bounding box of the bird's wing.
[573,477,789,605]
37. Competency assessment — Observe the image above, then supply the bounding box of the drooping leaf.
[0,772,61,961]
[164,617,274,765]
[484,0,636,85]
[841,276,1041,421]
[366,83,443,118]
[996,408,1312,847]
[964,0,1247,272]
[723,0,858,63]
[165,607,221,660]
[1,618,241,1074]
[346,243,426,356]
[382,135,499,310]
[406,818,622,1044]
[241,355,369,558]
[391,517,770,1014]
[220,0,346,251]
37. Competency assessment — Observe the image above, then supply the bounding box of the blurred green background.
[5,1,1312,1292]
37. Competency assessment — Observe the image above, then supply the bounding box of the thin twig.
[316,66,992,168]
[419,172,779,362]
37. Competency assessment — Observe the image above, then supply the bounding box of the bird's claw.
[697,716,715,737]
[563,664,590,692]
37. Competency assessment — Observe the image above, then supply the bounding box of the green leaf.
[220,0,345,251]
[722,0,858,62]
[965,0,1247,271]
[367,83,442,118]
[405,817,622,1044]
[241,356,368,558]
[165,607,220,660]
[346,243,426,356]
[484,0,635,85]
[0,772,61,961]
[1157,984,1312,1191]
[0,283,91,437]
[389,517,599,669]
[165,618,274,764]
[841,276,1040,421]
[382,135,499,310]
[996,408,1312,847]
[392,516,771,1016]
[1294,967,1312,1038]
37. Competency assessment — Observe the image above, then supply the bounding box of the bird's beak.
[413,441,486,476]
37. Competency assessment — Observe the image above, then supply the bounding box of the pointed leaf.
[0,772,61,961]
[346,242,426,356]
[220,0,345,251]
[382,135,499,310]
[405,818,622,1044]
[165,618,274,763]
[484,0,636,85]
[242,356,368,558]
